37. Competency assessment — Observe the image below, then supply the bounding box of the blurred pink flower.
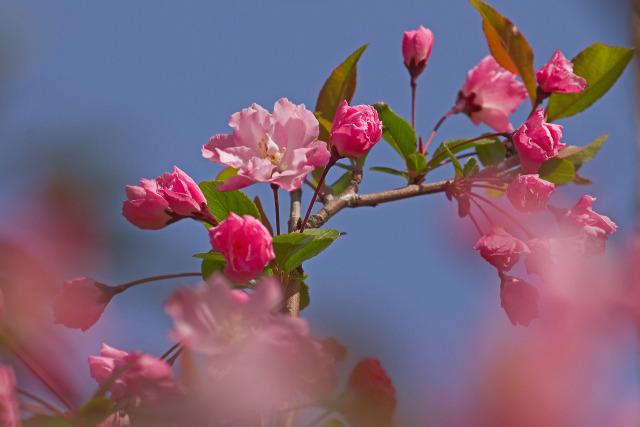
[0,289,4,330]
[402,25,434,79]
[203,98,330,192]
[330,101,383,158]
[0,365,19,427]
[536,49,587,94]
[506,174,555,213]
[456,56,528,132]
[500,275,539,326]
[89,343,178,406]
[513,108,564,174]
[53,277,119,331]
[474,226,530,272]
[209,213,275,283]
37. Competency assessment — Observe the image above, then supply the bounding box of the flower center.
[258,133,286,166]
[219,313,253,347]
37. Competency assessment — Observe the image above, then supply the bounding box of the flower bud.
[506,174,556,213]
[536,49,587,94]
[155,166,208,217]
[122,179,172,230]
[209,213,275,283]
[53,277,119,331]
[513,108,564,174]
[500,275,539,326]
[330,101,382,158]
[402,26,434,79]
[474,226,530,272]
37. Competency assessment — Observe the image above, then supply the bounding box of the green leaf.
[476,139,506,166]
[300,281,310,311]
[373,102,417,161]
[537,157,576,184]
[315,113,333,136]
[76,397,116,426]
[23,416,71,427]
[406,153,428,173]
[547,44,634,121]
[315,44,368,142]
[431,136,499,164]
[463,157,480,177]
[558,134,607,170]
[302,228,340,241]
[329,171,353,196]
[272,233,315,271]
[216,167,238,182]
[194,251,227,279]
[272,229,339,273]
[443,145,463,177]
[199,181,260,222]
[369,166,409,179]
[469,0,536,103]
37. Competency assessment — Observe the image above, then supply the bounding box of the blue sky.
[0,0,636,422]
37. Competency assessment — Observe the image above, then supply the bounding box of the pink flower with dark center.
[500,275,539,326]
[506,174,556,213]
[89,343,178,406]
[513,108,564,174]
[536,49,587,94]
[456,56,528,132]
[474,226,530,272]
[203,98,331,192]
[0,365,19,427]
[402,26,434,79]
[53,277,119,331]
[330,101,383,158]
[209,213,275,283]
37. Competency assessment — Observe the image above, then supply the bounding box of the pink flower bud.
[122,179,172,230]
[338,358,397,427]
[474,226,530,272]
[209,213,275,283]
[506,174,556,213]
[536,49,587,94]
[513,108,564,174]
[500,275,539,326]
[456,56,528,132]
[330,101,383,158]
[53,277,119,331]
[402,26,434,79]
[155,166,207,217]
[0,365,19,427]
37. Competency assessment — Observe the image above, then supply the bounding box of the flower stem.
[116,272,202,292]
[17,388,67,417]
[272,183,281,235]
[160,342,182,360]
[422,106,462,155]
[411,76,417,129]
[300,155,338,233]
[467,190,535,239]
[467,211,485,237]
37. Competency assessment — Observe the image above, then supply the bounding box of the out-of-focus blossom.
[536,49,587,94]
[402,26,434,79]
[88,343,178,406]
[0,365,20,427]
[506,174,556,213]
[53,277,119,331]
[97,412,130,427]
[513,108,564,174]
[209,213,275,283]
[337,358,397,427]
[0,289,4,330]
[203,98,330,192]
[456,56,528,132]
[330,101,383,158]
[500,275,539,326]
[474,226,530,272]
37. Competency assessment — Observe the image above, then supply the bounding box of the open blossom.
[203,98,330,192]
[536,49,587,94]
[456,56,528,132]
[506,174,556,213]
[123,166,212,229]
[0,365,19,427]
[513,108,564,174]
[89,343,178,406]
[330,101,383,158]
[209,213,275,283]
[402,25,434,79]
[500,275,539,326]
[53,277,120,331]
[474,226,530,272]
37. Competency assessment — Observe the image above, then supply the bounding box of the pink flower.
[506,174,556,213]
[0,365,20,427]
[500,275,539,326]
[337,358,397,427]
[53,277,119,331]
[456,56,528,132]
[474,226,530,272]
[209,213,275,283]
[330,101,383,158]
[536,49,587,94]
[513,108,564,174]
[89,343,178,406]
[203,98,331,192]
[123,167,213,230]
[402,26,434,79]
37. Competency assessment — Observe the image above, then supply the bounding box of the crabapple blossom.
[154,166,208,217]
[513,108,564,174]
[474,226,530,272]
[456,55,528,132]
[53,277,119,331]
[536,49,587,94]
[330,101,383,158]
[506,174,556,213]
[209,212,275,283]
[0,365,19,427]
[202,98,330,192]
[122,179,172,230]
[500,275,539,326]
[402,25,434,79]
